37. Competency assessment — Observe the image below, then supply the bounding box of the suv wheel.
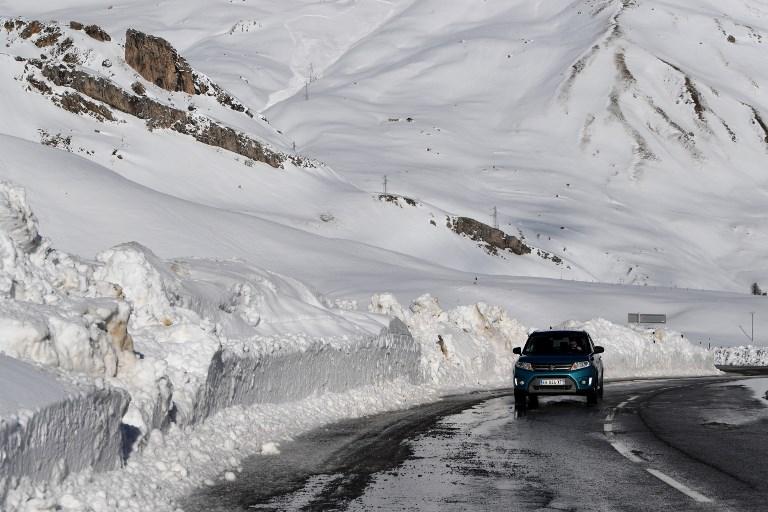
[514,389,526,409]
[587,387,599,405]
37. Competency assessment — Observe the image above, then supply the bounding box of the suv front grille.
[532,363,572,371]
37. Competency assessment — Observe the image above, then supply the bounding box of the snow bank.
[0,179,719,512]
[187,318,418,425]
[559,319,719,379]
[369,294,719,384]
[0,181,424,510]
[5,379,435,512]
[0,355,129,504]
[0,181,135,377]
[714,346,768,366]
[370,293,528,386]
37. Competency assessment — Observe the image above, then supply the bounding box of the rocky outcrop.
[57,92,115,122]
[196,122,282,167]
[40,63,283,166]
[125,28,195,94]
[123,28,252,116]
[19,20,43,39]
[378,193,418,207]
[34,27,61,48]
[84,24,111,42]
[448,216,532,256]
[42,63,191,127]
[6,19,294,168]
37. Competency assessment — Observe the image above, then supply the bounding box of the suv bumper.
[513,366,597,395]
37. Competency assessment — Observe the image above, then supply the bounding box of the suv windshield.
[523,332,591,355]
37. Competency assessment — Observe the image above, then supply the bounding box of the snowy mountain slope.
[0,17,567,281]
[260,0,768,291]
[3,0,766,291]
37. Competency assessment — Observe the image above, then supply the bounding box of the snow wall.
[189,319,419,424]
[0,179,428,505]
[0,360,130,504]
[714,345,768,366]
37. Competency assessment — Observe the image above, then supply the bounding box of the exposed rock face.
[9,21,293,168]
[449,216,532,256]
[131,81,146,96]
[196,123,283,167]
[34,28,61,48]
[84,24,111,42]
[57,92,115,122]
[42,63,187,127]
[20,20,43,39]
[125,29,195,94]
[40,63,283,167]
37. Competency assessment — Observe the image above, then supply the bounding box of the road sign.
[628,313,666,324]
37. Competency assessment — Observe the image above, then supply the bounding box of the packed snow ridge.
[0,180,717,511]
[715,345,768,367]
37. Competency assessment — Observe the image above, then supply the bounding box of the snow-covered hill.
[2,0,768,292]
[0,1,757,509]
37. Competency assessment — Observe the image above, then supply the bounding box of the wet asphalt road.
[183,376,768,512]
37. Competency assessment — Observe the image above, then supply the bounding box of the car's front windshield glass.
[523,333,589,355]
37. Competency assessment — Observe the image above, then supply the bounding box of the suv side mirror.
[513,347,522,355]
[593,346,605,354]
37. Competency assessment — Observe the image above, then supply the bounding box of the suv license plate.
[539,378,566,386]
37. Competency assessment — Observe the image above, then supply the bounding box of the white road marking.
[646,468,713,503]
[601,393,715,504]
[607,436,643,463]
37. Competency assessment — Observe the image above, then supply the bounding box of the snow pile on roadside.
[0,181,421,509]
[0,354,129,505]
[0,178,720,511]
[370,293,528,386]
[559,319,720,379]
[714,346,768,366]
[0,181,135,377]
[5,378,433,512]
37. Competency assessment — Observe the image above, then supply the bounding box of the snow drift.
[559,318,719,379]
[715,346,768,367]
[370,292,528,386]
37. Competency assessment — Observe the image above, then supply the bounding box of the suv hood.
[518,354,591,364]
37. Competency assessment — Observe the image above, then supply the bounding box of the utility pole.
[739,312,756,344]
[491,206,498,229]
[304,80,309,100]
[383,175,388,194]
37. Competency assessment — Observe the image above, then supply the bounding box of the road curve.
[183,376,768,511]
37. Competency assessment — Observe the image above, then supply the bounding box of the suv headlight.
[571,361,590,370]
[515,361,533,371]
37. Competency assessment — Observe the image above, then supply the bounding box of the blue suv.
[512,330,604,408]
